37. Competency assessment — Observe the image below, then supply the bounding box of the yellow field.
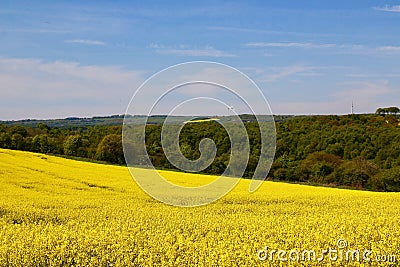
[0,148,399,266]
[183,118,220,124]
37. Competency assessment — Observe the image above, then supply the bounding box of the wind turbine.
[227,104,235,115]
[351,101,354,115]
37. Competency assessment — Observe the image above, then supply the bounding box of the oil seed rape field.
[0,148,399,266]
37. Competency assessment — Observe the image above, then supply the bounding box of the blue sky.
[1,0,400,119]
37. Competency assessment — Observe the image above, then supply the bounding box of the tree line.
[1,113,400,191]
[376,107,400,115]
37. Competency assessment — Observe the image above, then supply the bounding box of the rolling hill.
[0,148,399,266]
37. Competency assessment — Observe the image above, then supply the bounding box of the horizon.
[0,112,384,123]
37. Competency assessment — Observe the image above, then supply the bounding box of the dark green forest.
[1,112,400,192]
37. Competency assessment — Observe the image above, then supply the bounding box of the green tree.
[376,108,384,115]
[36,123,50,132]
[371,167,400,191]
[296,152,342,182]
[329,158,379,188]
[10,126,28,137]
[376,107,400,115]
[387,107,400,115]
[10,133,25,150]
[63,135,86,157]
[0,125,7,133]
[32,134,53,154]
[95,134,124,164]
[0,132,11,149]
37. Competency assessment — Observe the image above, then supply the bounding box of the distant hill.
[1,113,399,191]
[0,114,299,129]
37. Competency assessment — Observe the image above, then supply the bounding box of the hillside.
[0,149,399,265]
[1,114,400,191]
[0,114,294,129]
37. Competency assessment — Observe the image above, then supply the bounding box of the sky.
[1,0,400,120]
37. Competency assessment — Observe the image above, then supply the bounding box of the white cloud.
[1,58,396,119]
[256,65,323,82]
[208,26,348,38]
[149,44,236,57]
[271,101,345,115]
[334,80,392,112]
[246,42,336,49]
[348,72,400,79]
[246,42,365,50]
[65,39,106,46]
[208,26,265,33]
[246,41,400,56]
[0,58,144,120]
[156,48,235,57]
[376,46,400,53]
[272,80,393,115]
[125,62,274,116]
[373,5,400,12]
[335,80,390,98]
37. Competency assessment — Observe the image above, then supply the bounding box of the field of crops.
[0,148,399,266]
